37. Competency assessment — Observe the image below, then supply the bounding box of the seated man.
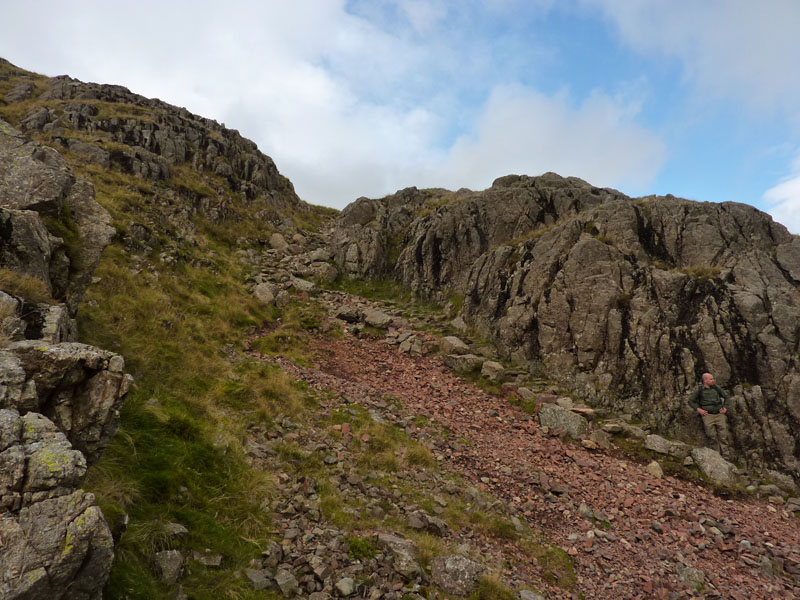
[688,372,731,457]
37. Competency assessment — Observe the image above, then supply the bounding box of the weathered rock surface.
[330,172,800,479]
[538,403,589,439]
[431,555,484,597]
[691,447,738,486]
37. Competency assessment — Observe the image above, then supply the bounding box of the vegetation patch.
[0,267,54,304]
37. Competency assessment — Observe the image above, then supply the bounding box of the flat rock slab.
[362,307,392,328]
[440,336,470,355]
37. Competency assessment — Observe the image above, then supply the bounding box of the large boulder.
[538,403,589,439]
[691,447,738,486]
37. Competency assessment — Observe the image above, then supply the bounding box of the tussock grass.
[0,267,54,304]
[467,577,517,600]
[523,539,577,590]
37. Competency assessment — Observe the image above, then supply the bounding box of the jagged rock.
[376,533,422,580]
[518,591,545,600]
[481,360,505,382]
[309,248,331,262]
[5,80,35,103]
[65,139,111,168]
[245,568,269,590]
[588,429,612,449]
[441,336,470,355]
[537,403,589,439]
[516,387,536,401]
[154,550,184,584]
[691,447,738,486]
[450,316,467,333]
[4,341,132,463]
[0,121,115,316]
[311,261,338,282]
[644,434,671,455]
[253,282,276,304]
[362,307,392,329]
[431,555,484,597]
[444,353,484,373]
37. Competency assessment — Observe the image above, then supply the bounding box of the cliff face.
[331,173,800,478]
[0,117,132,599]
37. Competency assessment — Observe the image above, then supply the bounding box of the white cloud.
[765,154,800,234]
[430,84,666,193]
[583,0,800,116]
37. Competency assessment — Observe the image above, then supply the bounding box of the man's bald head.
[702,373,715,387]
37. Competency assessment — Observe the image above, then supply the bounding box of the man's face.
[703,373,715,387]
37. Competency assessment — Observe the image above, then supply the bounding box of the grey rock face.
[538,403,589,439]
[275,568,299,597]
[331,172,800,479]
[431,555,484,597]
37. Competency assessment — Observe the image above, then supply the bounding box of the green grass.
[524,541,577,591]
[467,577,517,600]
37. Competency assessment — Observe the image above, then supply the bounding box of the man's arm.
[714,385,728,411]
[688,386,701,409]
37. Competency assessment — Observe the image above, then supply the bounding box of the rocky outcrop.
[0,116,131,599]
[1,60,305,218]
[331,173,800,480]
[0,118,114,317]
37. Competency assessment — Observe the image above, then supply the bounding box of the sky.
[2,1,800,232]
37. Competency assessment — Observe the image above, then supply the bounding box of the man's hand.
[719,407,727,414]
[697,408,708,416]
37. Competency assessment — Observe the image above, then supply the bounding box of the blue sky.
[2,1,800,231]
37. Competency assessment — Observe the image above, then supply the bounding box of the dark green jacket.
[688,384,728,413]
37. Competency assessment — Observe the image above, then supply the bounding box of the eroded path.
[274,330,800,600]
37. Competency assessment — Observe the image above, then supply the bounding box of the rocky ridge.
[0,58,313,263]
[0,119,132,599]
[328,174,800,481]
